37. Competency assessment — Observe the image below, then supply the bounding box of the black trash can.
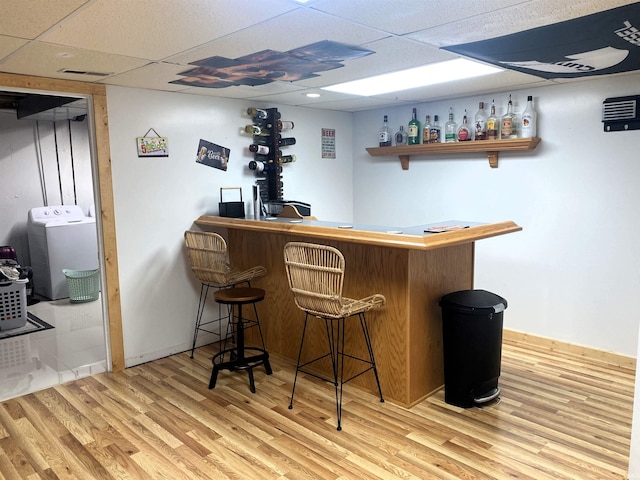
[439,289,507,408]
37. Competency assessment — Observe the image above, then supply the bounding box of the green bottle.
[408,108,421,144]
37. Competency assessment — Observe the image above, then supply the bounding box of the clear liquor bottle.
[456,110,472,141]
[394,125,407,146]
[501,94,517,139]
[520,95,537,137]
[422,115,431,144]
[408,108,420,145]
[444,107,457,143]
[487,100,499,140]
[474,102,488,140]
[379,115,391,147]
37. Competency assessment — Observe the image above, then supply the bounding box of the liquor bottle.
[247,107,268,119]
[429,115,441,143]
[422,115,431,144]
[501,94,517,139]
[444,107,457,143]
[394,125,407,146]
[474,102,488,140]
[278,137,296,146]
[487,100,499,140]
[520,95,537,137]
[408,108,420,144]
[245,124,270,136]
[277,120,294,131]
[456,110,472,141]
[277,154,296,164]
[379,115,391,147]
[249,143,269,154]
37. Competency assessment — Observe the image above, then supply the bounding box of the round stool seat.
[214,287,265,305]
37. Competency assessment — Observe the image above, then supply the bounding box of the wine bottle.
[379,115,391,147]
[429,115,441,143]
[249,144,269,154]
[501,94,517,139]
[408,107,420,144]
[422,115,431,144]
[278,137,296,146]
[394,125,407,146]
[248,160,266,172]
[245,124,270,136]
[277,120,294,131]
[520,95,537,137]
[474,102,488,140]
[456,110,472,141]
[277,154,296,164]
[247,107,268,119]
[444,107,457,143]
[487,100,499,140]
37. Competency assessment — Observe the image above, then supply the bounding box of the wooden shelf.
[366,137,541,169]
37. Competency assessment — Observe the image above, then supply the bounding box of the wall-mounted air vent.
[602,95,640,131]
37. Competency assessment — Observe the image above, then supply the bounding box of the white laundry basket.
[0,279,28,330]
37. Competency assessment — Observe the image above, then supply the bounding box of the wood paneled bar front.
[194,215,521,407]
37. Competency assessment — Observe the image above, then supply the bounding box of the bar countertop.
[194,215,522,250]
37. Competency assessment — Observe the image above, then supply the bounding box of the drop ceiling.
[0,0,638,113]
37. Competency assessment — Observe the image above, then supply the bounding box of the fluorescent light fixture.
[306,93,320,98]
[322,59,503,96]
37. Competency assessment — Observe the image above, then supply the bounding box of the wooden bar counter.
[194,215,521,407]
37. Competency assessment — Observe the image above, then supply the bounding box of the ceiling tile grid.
[0,0,639,112]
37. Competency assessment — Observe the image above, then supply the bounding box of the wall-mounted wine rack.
[246,107,296,205]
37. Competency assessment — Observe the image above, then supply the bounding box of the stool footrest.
[209,347,272,393]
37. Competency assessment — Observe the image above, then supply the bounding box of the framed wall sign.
[322,128,336,159]
[136,128,168,157]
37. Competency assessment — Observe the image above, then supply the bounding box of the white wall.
[105,86,353,365]
[0,112,94,264]
[353,73,640,358]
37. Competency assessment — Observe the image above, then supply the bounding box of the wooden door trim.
[0,72,125,371]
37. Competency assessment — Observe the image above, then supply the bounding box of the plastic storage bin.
[62,268,100,303]
[439,289,507,408]
[0,279,28,330]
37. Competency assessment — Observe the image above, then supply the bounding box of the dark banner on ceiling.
[444,3,640,79]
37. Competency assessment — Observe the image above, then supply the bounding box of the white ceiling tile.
[311,0,530,35]
[166,8,387,66]
[0,0,88,38]
[99,63,192,91]
[294,36,454,89]
[39,0,299,61]
[0,42,149,80]
[408,0,640,47]
[0,36,29,60]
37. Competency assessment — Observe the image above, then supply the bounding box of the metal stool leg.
[359,313,384,403]
[288,313,310,410]
[190,283,210,358]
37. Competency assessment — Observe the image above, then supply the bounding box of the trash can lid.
[439,289,507,314]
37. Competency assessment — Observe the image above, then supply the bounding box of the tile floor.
[0,295,108,402]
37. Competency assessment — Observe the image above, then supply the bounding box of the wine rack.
[246,107,295,205]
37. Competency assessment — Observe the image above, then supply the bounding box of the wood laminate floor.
[0,338,634,479]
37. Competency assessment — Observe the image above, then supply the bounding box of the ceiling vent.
[602,95,640,131]
[59,68,111,77]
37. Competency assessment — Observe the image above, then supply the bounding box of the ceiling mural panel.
[444,3,640,79]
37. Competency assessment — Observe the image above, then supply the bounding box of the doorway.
[0,72,124,389]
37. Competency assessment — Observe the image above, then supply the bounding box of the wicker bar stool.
[283,241,385,430]
[209,287,272,393]
[184,231,266,358]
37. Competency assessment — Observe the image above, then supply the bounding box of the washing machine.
[27,205,99,300]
